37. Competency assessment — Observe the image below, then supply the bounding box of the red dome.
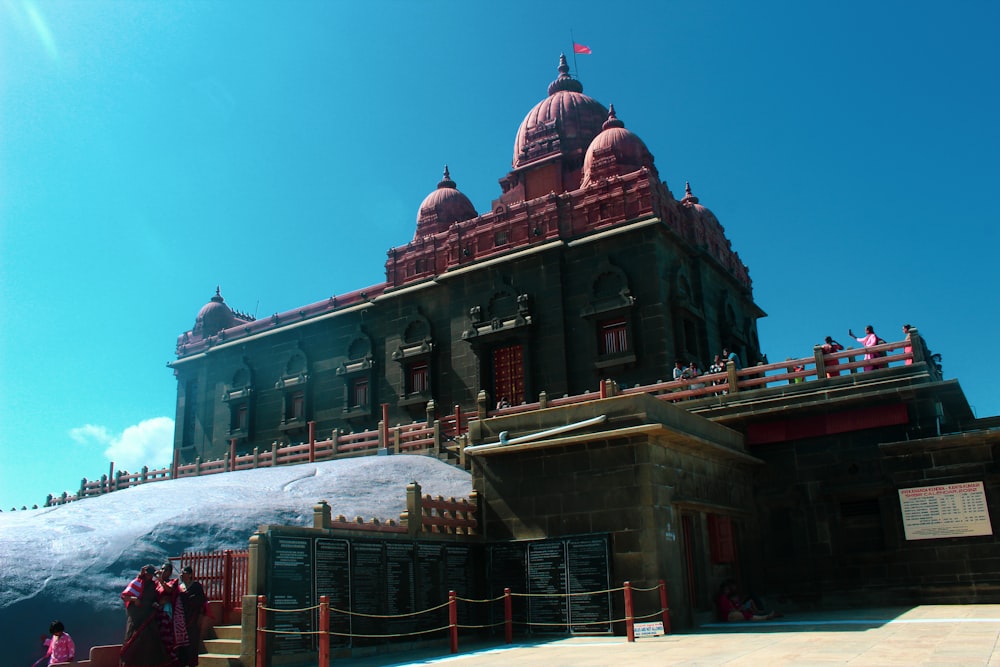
[193,287,238,338]
[513,55,608,169]
[581,105,657,188]
[414,166,478,239]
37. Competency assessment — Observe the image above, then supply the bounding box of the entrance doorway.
[492,344,524,406]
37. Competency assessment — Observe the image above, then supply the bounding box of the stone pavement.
[338,605,1000,666]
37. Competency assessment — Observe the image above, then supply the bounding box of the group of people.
[672,348,741,392]
[120,562,209,667]
[824,323,918,375]
[716,579,779,622]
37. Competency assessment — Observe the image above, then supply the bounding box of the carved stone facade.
[169,56,764,466]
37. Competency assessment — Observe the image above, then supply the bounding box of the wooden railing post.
[308,421,316,462]
[624,581,635,642]
[229,438,237,472]
[449,590,458,654]
[477,390,488,420]
[433,420,441,455]
[813,345,827,379]
[726,361,740,394]
[394,425,402,454]
[255,594,267,667]
[222,550,234,615]
[539,390,547,409]
[453,404,462,436]
[406,482,422,537]
[504,587,513,644]
[379,403,390,450]
[318,595,330,667]
[659,579,671,634]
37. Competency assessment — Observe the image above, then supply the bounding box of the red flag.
[573,42,592,55]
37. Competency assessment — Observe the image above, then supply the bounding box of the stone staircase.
[200,625,243,667]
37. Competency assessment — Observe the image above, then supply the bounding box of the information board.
[350,541,385,644]
[566,537,612,633]
[269,536,313,655]
[488,542,528,628]
[527,541,569,633]
[314,539,351,647]
[899,482,994,540]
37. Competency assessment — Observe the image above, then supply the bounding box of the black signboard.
[314,538,351,647]
[488,542,528,629]
[269,536,313,655]
[487,535,611,636]
[444,544,479,628]
[567,537,611,633]
[350,542,385,645]
[416,543,445,633]
[385,543,415,636]
[527,541,568,633]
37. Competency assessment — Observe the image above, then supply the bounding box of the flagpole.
[570,29,579,78]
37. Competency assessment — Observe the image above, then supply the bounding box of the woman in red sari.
[120,565,171,667]
[155,562,189,666]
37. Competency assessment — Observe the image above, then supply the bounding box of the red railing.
[171,549,249,622]
[43,338,925,509]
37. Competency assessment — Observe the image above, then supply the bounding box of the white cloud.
[69,418,175,472]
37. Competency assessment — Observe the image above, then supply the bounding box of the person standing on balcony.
[821,336,844,377]
[722,348,741,370]
[178,566,209,666]
[850,325,880,371]
[903,324,919,365]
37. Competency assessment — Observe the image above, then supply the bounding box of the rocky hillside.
[0,455,472,665]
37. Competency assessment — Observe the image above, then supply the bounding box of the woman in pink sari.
[850,325,880,371]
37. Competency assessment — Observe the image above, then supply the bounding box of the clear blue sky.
[2,1,997,510]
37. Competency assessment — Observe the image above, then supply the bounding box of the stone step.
[213,624,243,640]
[203,637,241,656]
[197,654,243,667]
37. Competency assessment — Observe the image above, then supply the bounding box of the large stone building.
[171,56,999,628]
[170,54,763,465]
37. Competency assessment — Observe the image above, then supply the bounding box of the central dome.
[512,54,608,169]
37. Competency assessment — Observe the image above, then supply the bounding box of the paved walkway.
[338,605,1000,666]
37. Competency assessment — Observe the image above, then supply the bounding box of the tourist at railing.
[722,347,741,370]
[850,325,886,371]
[903,323,918,365]
[821,336,844,377]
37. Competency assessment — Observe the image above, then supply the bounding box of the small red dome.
[513,54,608,169]
[414,166,478,239]
[193,287,238,338]
[581,105,657,188]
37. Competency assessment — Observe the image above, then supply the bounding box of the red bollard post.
[308,421,317,462]
[222,550,234,621]
[659,579,671,634]
[449,590,458,654]
[504,587,512,644]
[624,581,635,642]
[256,595,267,667]
[318,595,329,667]
[454,404,462,436]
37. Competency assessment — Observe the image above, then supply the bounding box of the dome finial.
[682,181,699,205]
[548,53,584,96]
[602,104,625,131]
[212,286,224,303]
[437,165,457,190]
